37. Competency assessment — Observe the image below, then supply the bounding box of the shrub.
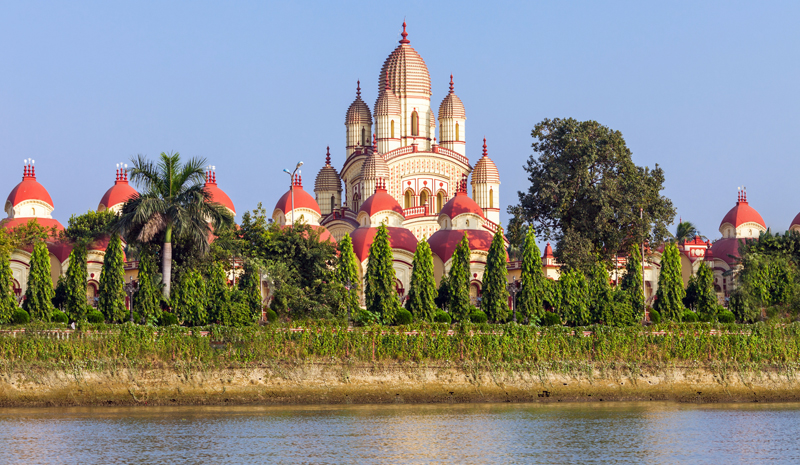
[265,308,278,323]
[433,311,452,324]
[718,310,735,324]
[541,311,561,326]
[682,310,699,323]
[648,309,661,324]
[51,310,68,324]
[469,310,488,324]
[87,311,105,323]
[159,312,178,326]
[394,308,413,325]
[355,308,379,326]
[765,306,780,319]
[11,309,30,325]
[131,312,141,324]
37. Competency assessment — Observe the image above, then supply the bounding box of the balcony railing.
[402,205,429,219]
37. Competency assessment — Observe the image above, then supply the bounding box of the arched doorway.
[470,283,481,307]
[87,283,98,307]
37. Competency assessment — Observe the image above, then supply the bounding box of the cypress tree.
[621,244,644,317]
[516,228,545,324]
[0,253,16,323]
[238,262,263,321]
[448,232,471,322]
[482,226,510,323]
[174,268,207,325]
[63,245,88,321]
[335,233,360,319]
[557,268,590,326]
[407,241,437,321]
[98,234,127,322]
[588,259,612,324]
[694,262,717,317]
[654,242,685,320]
[133,247,161,324]
[206,262,231,325]
[23,241,54,321]
[364,223,400,323]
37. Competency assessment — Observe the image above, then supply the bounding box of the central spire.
[399,21,410,44]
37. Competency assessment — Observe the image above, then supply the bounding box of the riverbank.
[3,361,800,407]
[3,322,800,406]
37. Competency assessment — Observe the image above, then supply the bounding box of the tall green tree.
[0,252,16,323]
[482,226,510,322]
[63,245,88,320]
[238,262,263,320]
[448,232,471,322]
[98,234,127,322]
[516,228,545,324]
[23,241,54,321]
[206,261,231,324]
[684,262,717,318]
[512,118,675,273]
[115,152,233,298]
[334,233,361,319]
[174,268,207,325]
[621,244,645,318]
[407,241,437,321]
[556,268,590,326]
[364,224,400,323]
[133,246,161,324]
[588,259,612,324]
[62,210,118,244]
[654,242,685,320]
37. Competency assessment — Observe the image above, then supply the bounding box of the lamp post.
[282,161,304,229]
[124,276,137,323]
[507,276,520,323]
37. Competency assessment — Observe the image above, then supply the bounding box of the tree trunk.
[162,241,172,299]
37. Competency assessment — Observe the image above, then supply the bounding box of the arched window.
[361,128,366,146]
[489,188,494,208]
[411,111,419,137]
[31,207,35,216]
[420,190,428,207]
[455,122,460,141]
[353,194,360,211]
[391,120,395,139]
[437,192,444,213]
[404,190,413,209]
[330,196,335,213]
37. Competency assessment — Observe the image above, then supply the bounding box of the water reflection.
[1,402,799,464]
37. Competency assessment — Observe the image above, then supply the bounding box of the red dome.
[439,191,485,220]
[359,185,404,217]
[350,226,418,262]
[99,178,137,211]
[720,193,765,229]
[274,177,321,215]
[427,229,495,263]
[6,166,54,208]
[791,211,800,229]
[708,238,749,265]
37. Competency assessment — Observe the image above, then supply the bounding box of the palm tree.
[115,152,233,298]
[674,220,706,243]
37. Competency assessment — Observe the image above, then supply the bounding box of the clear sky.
[1,1,798,241]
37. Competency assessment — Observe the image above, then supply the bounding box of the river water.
[0,402,798,464]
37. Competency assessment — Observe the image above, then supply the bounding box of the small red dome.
[720,192,765,230]
[708,238,749,265]
[543,242,554,258]
[99,169,138,211]
[6,165,54,208]
[791,211,800,229]
[350,226,418,262]
[439,191,485,220]
[359,183,404,217]
[427,229,495,263]
[274,175,321,215]
[204,171,235,215]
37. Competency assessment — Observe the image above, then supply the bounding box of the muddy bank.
[2,362,800,407]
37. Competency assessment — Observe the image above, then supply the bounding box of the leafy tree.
[555,268,590,326]
[23,241,54,321]
[516,228,545,324]
[621,244,644,317]
[334,233,361,319]
[206,261,231,324]
[694,262,717,317]
[238,262,263,321]
[512,118,675,273]
[607,288,638,326]
[364,224,400,323]
[654,242,685,320]
[448,232,471,322]
[407,241,437,321]
[435,277,450,311]
[588,259,612,324]
[0,252,16,323]
[505,209,529,261]
[482,226,510,322]
[730,251,796,323]
[63,245,88,320]
[173,268,206,325]
[98,234,127,322]
[62,210,118,244]
[115,152,233,299]
[133,246,161,324]
[674,220,705,243]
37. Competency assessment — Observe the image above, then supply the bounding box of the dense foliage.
[654,242,685,320]
[407,241,437,322]
[516,228,545,324]
[133,246,161,324]
[482,226,510,322]
[98,234,127,323]
[364,224,400,323]
[0,251,16,323]
[621,244,644,317]
[63,245,88,321]
[448,233,471,322]
[334,233,360,320]
[23,241,54,321]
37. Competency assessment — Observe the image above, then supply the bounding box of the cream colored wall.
[6,199,55,219]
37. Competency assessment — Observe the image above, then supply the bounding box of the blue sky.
[1,1,798,241]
